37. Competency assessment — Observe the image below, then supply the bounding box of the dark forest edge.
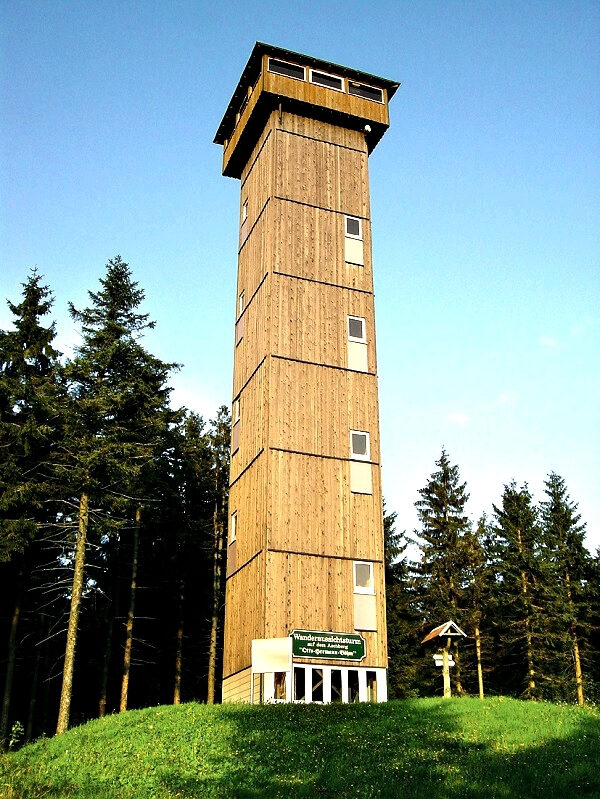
[1,259,599,750]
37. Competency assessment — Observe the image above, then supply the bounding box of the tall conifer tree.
[492,482,543,699]
[0,270,62,747]
[412,448,471,694]
[55,256,176,732]
[540,473,590,704]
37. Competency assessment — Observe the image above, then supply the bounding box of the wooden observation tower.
[214,43,398,704]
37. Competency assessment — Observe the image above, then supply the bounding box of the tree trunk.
[565,572,584,706]
[98,616,114,718]
[442,638,451,698]
[99,537,119,717]
[0,574,23,749]
[25,634,42,742]
[516,527,536,699]
[474,622,484,699]
[56,489,89,734]
[173,580,184,705]
[120,504,141,713]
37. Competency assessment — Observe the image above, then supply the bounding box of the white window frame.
[267,57,306,82]
[353,561,375,594]
[241,199,248,224]
[350,430,370,461]
[233,398,240,424]
[347,315,366,344]
[238,290,245,316]
[309,67,345,93]
[345,215,363,240]
[347,81,384,104]
[230,511,237,544]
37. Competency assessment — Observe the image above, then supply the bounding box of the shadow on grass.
[2,700,599,799]
[162,700,600,799]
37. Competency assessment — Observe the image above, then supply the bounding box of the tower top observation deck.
[214,42,399,178]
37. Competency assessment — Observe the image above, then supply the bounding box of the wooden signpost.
[422,621,466,698]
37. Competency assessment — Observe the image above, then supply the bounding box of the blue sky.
[2,1,599,551]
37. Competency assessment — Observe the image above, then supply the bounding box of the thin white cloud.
[447,412,469,425]
[539,335,558,349]
[492,390,518,408]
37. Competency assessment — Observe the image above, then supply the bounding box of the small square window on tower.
[353,561,374,594]
[344,216,364,266]
[345,216,362,239]
[350,430,370,460]
[347,316,366,343]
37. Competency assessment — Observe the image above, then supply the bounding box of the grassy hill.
[1,697,598,798]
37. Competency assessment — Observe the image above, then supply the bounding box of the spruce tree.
[0,269,62,747]
[492,482,544,699]
[540,473,591,704]
[55,256,177,732]
[411,449,472,694]
[383,504,420,698]
[206,406,231,704]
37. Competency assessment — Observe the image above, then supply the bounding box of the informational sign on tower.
[291,630,366,661]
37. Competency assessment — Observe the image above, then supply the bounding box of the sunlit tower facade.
[214,43,397,703]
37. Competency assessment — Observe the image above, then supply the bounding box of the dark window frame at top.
[309,68,344,92]
[268,57,306,82]
[348,81,384,104]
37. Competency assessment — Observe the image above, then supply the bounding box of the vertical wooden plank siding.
[222,53,391,691]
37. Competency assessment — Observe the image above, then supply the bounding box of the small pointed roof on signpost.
[421,620,467,644]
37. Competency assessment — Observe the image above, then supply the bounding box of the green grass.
[1,697,599,798]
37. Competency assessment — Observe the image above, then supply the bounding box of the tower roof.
[214,43,399,176]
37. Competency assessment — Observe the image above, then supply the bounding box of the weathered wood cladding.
[228,453,268,565]
[273,200,372,289]
[223,555,265,676]
[262,68,389,128]
[267,450,383,560]
[236,206,271,307]
[269,275,376,370]
[222,667,253,703]
[267,359,380,462]
[220,45,393,698]
[229,363,267,484]
[265,552,387,667]
[232,277,269,396]
[277,112,368,151]
[239,124,274,234]
[274,129,369,218]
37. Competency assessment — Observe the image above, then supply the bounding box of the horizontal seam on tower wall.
[274,195,370,220]
[271,352,376,376]
[240,128,273,190]
[273,270,372,294]
[270,446,379,466]
[236,271,269,323]
[267,548,384,563]
[276,126,366,155]
[233,356,267,402]
[225,548,263,581]
[223,664,251,681]
[229,447,265,489]
[239,196,270,254]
